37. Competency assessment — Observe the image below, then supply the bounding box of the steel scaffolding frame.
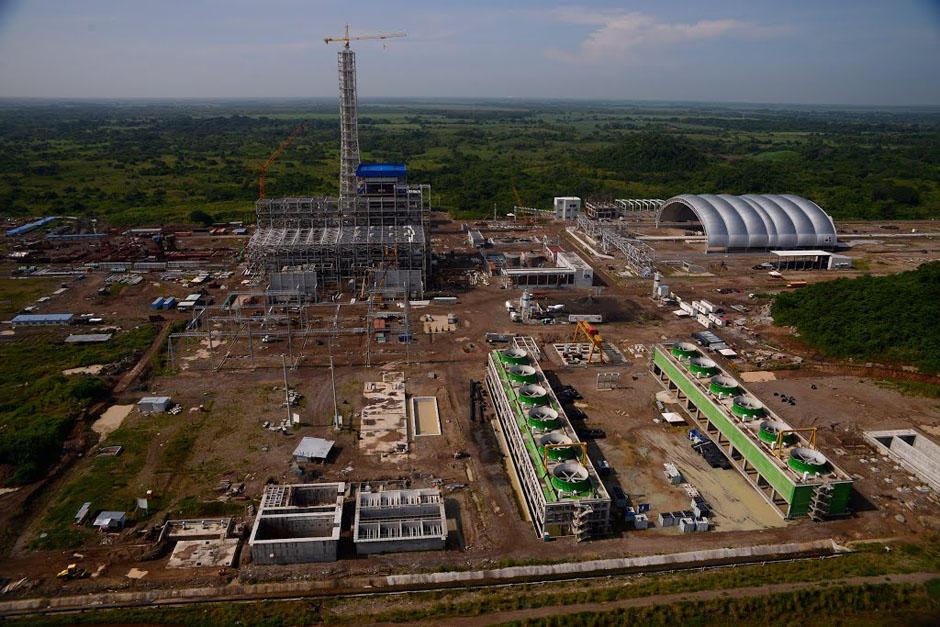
[247,224,427,298]
[576,215,655,277]
[167,298,371,372]
[615,198,664,212]
[338,48,360,202]
[247,42,432,299]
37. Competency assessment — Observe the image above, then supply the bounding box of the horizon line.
[1,96,939,111]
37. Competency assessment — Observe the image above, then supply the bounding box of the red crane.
[258,123,305,200]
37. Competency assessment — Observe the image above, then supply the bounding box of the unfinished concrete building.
[248,482,345,564]
[353,487,447,554]
[485,344,611,540]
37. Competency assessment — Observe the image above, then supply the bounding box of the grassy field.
[0,278,62,315]
[320,539,940,623]
[509,581,940,626]
[1,100,938,225]
[0,324,157,485]
[27,402,246,550]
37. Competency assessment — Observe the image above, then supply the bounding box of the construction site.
[1,24,940,621]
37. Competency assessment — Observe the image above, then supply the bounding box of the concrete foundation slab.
[167,538,240,569]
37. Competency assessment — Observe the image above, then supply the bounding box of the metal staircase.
[809,483,833,521]
[572,505,594,542]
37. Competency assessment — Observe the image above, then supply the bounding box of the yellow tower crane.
[324,24,407,49]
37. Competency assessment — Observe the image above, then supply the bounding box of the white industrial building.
[657,194,838,251]
[770,250,853,270]
[248,483,345,564]
[502,249,593,289]
[554,197,581,221]
[557,251,594,287]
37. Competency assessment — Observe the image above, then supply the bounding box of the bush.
[189,209,215,225]
[772,261,940,373]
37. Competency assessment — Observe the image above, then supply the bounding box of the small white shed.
[138,396,172,414]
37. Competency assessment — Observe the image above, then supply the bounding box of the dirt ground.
[1,213,939,598]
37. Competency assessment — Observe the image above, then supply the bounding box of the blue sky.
[0,0,938,105]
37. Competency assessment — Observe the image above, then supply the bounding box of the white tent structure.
[657,194,838,251]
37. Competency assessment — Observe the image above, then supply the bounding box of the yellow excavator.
[56,563,89,579]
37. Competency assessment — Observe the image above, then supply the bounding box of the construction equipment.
[258,123,305,200]
[56,564,89,580]
[571,320,604,363]
[325,25,406,199]
[324,24,407,49]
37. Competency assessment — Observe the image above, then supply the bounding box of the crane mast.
[258,123,305,200]
[324,25,406,202]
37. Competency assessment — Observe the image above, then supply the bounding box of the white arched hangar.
[657,194,838,251]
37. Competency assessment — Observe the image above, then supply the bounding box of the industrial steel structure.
[247,27,428,299]
[324,25,406,201]
[337,45,360,201]
[576,215,655,277]
[657,194,838,251]
[501,249,594,288]
[485,343,610,540]
[651,344,853,519]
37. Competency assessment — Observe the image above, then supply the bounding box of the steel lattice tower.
[337,48,360,202]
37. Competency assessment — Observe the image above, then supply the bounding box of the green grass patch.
[0,324,158,484]
[171,495,246,518]
[508,580,940,626]
[325,538,940,623]
[0,277,61,314]
[877,379,940,399]
[772,262,940,373]
[29,412,166,550]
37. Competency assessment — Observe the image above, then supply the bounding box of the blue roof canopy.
[11,313,74,324]
[356,162,406,178]
[6,216,57,237]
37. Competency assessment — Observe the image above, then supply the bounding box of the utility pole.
[286,304,293,364]
[281,354,292,426]
[330,353,340,429]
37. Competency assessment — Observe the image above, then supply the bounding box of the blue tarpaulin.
[6,216,57,237]
[356,162,406,178]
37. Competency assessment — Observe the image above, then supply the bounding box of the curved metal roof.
[657,194,838,250]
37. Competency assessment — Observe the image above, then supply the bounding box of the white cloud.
[545,8,783,64]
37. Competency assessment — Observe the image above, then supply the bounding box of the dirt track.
[411,571,938,626]
[114,320,171,393]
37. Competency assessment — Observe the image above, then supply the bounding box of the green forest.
[1,99,938,226]
[771,261,940,373]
